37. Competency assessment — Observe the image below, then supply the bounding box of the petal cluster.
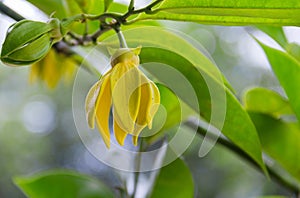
[86,47,160,148]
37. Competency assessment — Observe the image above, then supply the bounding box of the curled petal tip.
[114,119,128,146]
[132,135,139,146]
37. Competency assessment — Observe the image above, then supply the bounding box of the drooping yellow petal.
[95,73,112,148]
[113,115,128,146]
[40,49,59,88]
[110,63,141,133]
[61,57,77,84]
[147,81,160,129]
[85,80,102,129]
[132,73,153,135]
[132,135,139,146]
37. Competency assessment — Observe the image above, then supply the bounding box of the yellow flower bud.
[85,47,160,148]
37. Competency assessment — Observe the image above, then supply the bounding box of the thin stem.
[131,138,144,198]
[128,0,135,11]
[0,0,163,46]
[117,30,128,48]
[122,0,163,20]
[0,1,24,21]
[184,119,300,195]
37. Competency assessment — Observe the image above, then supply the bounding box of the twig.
[0,0,164,48]
[184,119,300,195]
[0,1,24,21]
[63,0,164,45]
[131,139,145,198]
[121,0,164,21]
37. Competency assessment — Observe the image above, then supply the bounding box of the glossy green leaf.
[104,0,113,11]
[250,113,300,182]
[150,158,194,198]
[64,0,83,15]
[243,87,294,118]
[27,0,67,18]
[27,0,104,17]
[139,47,266,174]
[256,26,287,48]
[64,0,105,15]
[286,43,300,61]
[156,84,181,131]
[136,0,300,26]
[14,170,115,198]
[258,42,300,122]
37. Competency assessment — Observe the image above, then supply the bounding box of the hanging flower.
[29,48,77,88]
[85,47,160,148]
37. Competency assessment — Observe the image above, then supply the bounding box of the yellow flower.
[85,47,160,148]
[29,48,77,88]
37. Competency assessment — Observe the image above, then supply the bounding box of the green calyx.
[110,47,141,67]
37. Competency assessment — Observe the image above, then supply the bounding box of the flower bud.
[0,17,75,66]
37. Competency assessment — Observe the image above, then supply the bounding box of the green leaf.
[104,0,113,11]
[14,170,115,198]
[243,87,294,118]
[140,47,267,174]
[150,158,194,198]
[27,0,104,18]
[64,0,105,15]
[64,0,83,15]
[256,26,287,48]
[136,0,300,26]
[286,43,300,61]
[250,113,300,182]
[27,0,67,18]
[256,196,289,198]
[258,42,300,122]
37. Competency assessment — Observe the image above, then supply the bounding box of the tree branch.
[184,119,300,196]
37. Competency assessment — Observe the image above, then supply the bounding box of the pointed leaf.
[27,0,67,18]
[258,42,300,122]
[243,87,294,118]
[150,158,194,198]
[250,113,300,182]
[256,26,287,48]
[14,170,115,198]
[140,47,265,175]
[136,0,300,26]
[104,0,113,11]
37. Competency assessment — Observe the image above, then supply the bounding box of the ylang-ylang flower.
[85,47,160,148]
